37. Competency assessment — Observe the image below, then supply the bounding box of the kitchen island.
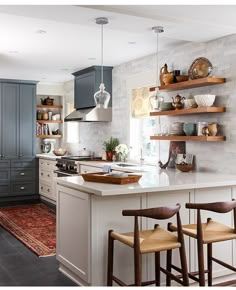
[56,170,236,286]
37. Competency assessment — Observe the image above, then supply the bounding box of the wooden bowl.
[176,75,189,82]
[176,164,193,172]
[53,149,67,156]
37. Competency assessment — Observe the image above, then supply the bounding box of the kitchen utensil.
[78,148,91,157]
[40,96,54,105]
[159,63,169,86]
[176,75,189,82]
[53,149,67,156]
[194,94,216,107]
[176,164,194,172]
[52,129,60,135]
[183,123,196,136]
[208,122,218,136]
[172,94,185,110]
[184,98,197,109]
[162,72,174,85]
[188,57,213,79]
[41,140,52,153]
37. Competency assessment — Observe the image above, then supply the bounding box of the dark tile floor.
[0,226,77,286]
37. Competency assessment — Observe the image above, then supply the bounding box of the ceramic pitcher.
[208,122,218,136]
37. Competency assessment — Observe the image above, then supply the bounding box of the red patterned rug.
[0,203,56,257]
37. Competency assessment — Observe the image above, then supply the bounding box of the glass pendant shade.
[94,17,110,109]
[94,83,110,108]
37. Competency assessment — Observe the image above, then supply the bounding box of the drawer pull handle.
[47,174,50,177]
[41,173,43,176]
[41,186,43,190]
[84,170,87,173]
[47,189,50,192]
[20,173,25,176]
[20,187,25,190]
[47,163,50,166]
[19,154,22,157]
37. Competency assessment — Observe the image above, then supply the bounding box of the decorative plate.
[188,57,213,79]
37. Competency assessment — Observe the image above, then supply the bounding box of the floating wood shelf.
[149,78,226,92]
[36,105,63,109]
[150,135,226,142]
[37,120,63,123]
[36,135,62,138]
[150,106,226,117]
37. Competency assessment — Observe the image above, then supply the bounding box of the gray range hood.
[64,107,112,122]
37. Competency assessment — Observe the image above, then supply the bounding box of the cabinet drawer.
[39,168,55,182]
[0,160,10,168]
[0,183,10,197]
[0,169,10,182]
[10,182,35,196]
[11,168,35,181]
[11,159,35,168]
[39,182,56,201]
[39,159,57,171]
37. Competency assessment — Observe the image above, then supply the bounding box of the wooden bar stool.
[107,204,189,286]
[170,200,236,286]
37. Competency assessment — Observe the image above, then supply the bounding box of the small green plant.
[103,137,120,152]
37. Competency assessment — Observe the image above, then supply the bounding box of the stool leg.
[134,250,142,285]
[107,230,114,286]
[166,250,172,286]
[179,244,189,286]
[155,251,161,286]
[207,243,213,286]
[197,239,205,286]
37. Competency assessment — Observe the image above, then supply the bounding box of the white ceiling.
[0,5,235,83]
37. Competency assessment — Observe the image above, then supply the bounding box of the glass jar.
[37,110,42,120]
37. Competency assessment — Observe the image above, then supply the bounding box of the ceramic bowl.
[160,102,174,111]
[53,149,67,156]
[194,94,216,107]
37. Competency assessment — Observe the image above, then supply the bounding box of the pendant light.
[150,26,164,111]
[94,17,110,109]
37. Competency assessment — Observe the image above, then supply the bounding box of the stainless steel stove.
[55,156,101,176]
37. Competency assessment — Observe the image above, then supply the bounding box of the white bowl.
[194,95,216,107]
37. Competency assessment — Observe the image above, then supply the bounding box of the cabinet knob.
[41,173,43,176]
[19,154,23,157]
[20,172,25,176]
[41,186,43,190]
[20,187,25,190]
[84,170,87,173]
[47,163,50,166]
[2,155,5,158]
[47,188,50,192]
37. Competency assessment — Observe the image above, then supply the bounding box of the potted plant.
[103,137,120,161]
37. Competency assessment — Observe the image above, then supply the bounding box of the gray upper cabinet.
[19,84,36,158]
[0,81,36,160]
[1,83,19,159]
[72,66,113,109]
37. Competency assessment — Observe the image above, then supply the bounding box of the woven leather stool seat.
[169,200,236,286]
[111,226,181,254]
[107,205,189,286]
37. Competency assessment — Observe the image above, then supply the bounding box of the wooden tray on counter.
[81,172,142,185]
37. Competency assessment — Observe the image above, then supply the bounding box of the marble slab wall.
[63,33,236,173]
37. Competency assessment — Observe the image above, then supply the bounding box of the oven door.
[54,170,79,178]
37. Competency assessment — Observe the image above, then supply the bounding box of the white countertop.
[56,170,236,196]
[36,153,60,160]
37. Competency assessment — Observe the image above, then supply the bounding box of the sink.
[116,163,139,167]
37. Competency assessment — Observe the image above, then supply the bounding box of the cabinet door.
[74,71,96,109]
[19,84,36,158]
[1,83,19,159]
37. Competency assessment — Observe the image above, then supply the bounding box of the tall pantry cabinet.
[0,79,38,202]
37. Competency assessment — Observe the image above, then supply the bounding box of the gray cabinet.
[0,80,38,201]
[72,66,113,109]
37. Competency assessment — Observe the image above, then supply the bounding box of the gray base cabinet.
[0,79,38,202]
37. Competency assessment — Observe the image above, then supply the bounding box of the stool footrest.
[112,276,127,286]
[160,267,184,285]
[212,256,236,272]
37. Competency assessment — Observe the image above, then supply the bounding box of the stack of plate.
[169,122,185,136]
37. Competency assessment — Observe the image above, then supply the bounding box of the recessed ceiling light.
[36,30,47,34]
[128,41,136,45]
[88,57,96,60]
[60,68,69,71]
[8,50,19,54]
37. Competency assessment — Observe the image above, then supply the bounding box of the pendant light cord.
[156,31,159,92]
[101,23,104,85]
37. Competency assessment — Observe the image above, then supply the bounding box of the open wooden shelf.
[36,105,63,109]
[36,135,62,138]
[149,77,226,92]
[150,106,226,116]
[150,135,226,142]
[37,120,63,123]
